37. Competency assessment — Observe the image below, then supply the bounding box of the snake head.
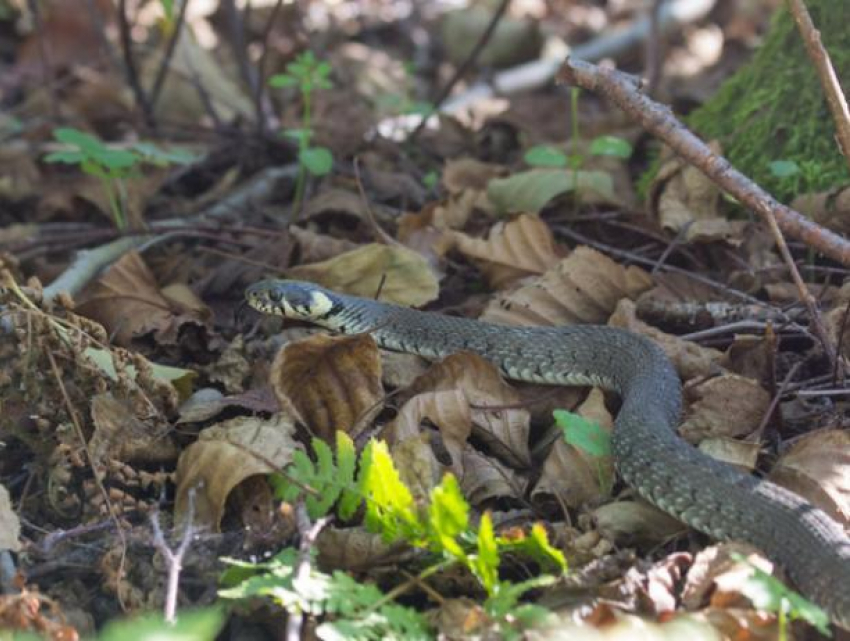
[245,279,336,321]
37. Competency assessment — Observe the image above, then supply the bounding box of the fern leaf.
[359,440,423,542]
[335,432,361,520]
[427,474,469,561]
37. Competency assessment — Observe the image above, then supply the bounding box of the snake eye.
[266,288,282,303]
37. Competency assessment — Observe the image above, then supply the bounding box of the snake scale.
[245,278,850,629]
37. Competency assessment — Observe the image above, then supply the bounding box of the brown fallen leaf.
[792,185,850,236]
[289,226,359,265]
[0,485,20,552]
[89,393,177,475]
[317,526,412,572]
[442,158,506,194]
[270,333,384,442]
[482,246,652,327]
[609,299,725,380]
[679,375,770,444]
[76,251,211,347]
[533,389,615,509]
[403,352,531,469]
[681,542,774,612]
[697,437,760,473]
[391,433,443,503]
[769,429,850,527]
[450,213,563,289]
[287,243,439,307]
[391,388,472,469]
[174,414,298,531]
[458,446,526,506]
[592,500,686,547]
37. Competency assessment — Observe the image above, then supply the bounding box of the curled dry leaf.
[402,352,531,468]
[270,333,383,442]
[533,389,614,509]
[76,250,211,347]
[174,414,298,531]
[592,500,685,547]
[679,375,770,444]
[0,485,20,552]
[769,429,850,527]
[89,393,177,475]
[380,351,429,390]
[482,246,652,327]
[697,437,760,473]
[287,243,439,307]
[442,158,506,194]
[609,299,724,380]
[391,389,472,468]
[391,433,443,503]
[459,446,525,506]
[648,142,746,246]
[317,526,411,572]
[289,226,358,265]
[450,213,562,289]
[681,542,775,614]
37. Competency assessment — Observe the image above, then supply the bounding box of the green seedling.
[269,51,335,215]
[44,127,194,230]
[241,431,565,637]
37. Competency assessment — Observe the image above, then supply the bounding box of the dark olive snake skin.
[245,279,850,629]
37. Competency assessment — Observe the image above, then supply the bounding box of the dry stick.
[253,0,285,133]
[787,0,850,175]
[409,0,513,141]
[287,505,330,641]
[149,0,192,114]
[643,0,666,96]
[24,0,59,120]
[150,488,197,623]
[117,0,154,126]
[46,351,128,611]
[557,58,842,367]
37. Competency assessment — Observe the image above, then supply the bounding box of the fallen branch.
[557,57,843,364]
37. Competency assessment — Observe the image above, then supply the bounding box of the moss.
[646,1,850,203]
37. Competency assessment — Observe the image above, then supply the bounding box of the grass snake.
[245,278,850,629]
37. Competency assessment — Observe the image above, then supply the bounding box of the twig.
[24,0,59,120]
[46,351,128,610]
[287,504,329,641]
[409,0,512,141]
[557,58,850,266]
[117,0,154,126]
[644,0,665,96]
[41,164,299,301]
[253,0,284,133]
[149,0,191,114]
[557,58,842,365]
[150,488,197,623]
[221,0,260,106]
[786,0,850,175]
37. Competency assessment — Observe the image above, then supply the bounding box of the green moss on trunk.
[684,1,850,202]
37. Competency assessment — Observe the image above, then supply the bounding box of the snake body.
[245,279,850,628]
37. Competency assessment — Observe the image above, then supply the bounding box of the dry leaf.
[391,434,443,503]
[404,352,531,468]
[792,186,850,235]
[451,213,562,289]
[391,389,472,468]
[533,389,614,509]
[609,299,724,380]
[459,447,525,506]
[482,247,652,326]
[681,542,774,612]
[89,393,177,473]
[270,333,384,441]
[648,142,730,240]
[593,501,685,547]
[288,243,439,307]
[317,526,411,572]
[174,414,298,531]
[0,486,20,552]
[697,437,759,472]
[289,226,358,265]
[76,251,210,347]
[769,429,850,527]
[680,375,770,444]
[442,158,506,194]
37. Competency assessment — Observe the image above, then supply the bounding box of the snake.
[245,278,850,629]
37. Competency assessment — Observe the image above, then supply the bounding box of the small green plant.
[732,554,830,640]
[269,51,335,214]
[228,432,565,637]
[554,410,613,494]
[43,128,194,230]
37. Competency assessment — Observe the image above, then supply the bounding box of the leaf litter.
[0,1,848,639]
